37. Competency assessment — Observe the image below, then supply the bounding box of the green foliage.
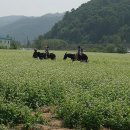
[0,46,7,49]
[116,45,127,53]
[0,124,8,130]
[0,50,130,129]
[105,44,116,53]
[10,40,21,49]
[45,0,130,46]
[32,35,68,50]
[0,98,44,128]
[0,101,34,125]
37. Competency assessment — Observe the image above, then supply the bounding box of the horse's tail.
[54,54,56,60]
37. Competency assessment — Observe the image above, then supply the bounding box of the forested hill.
[45,0,130,45]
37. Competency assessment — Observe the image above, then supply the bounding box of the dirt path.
[32,106,74,130]
[14,106,111,130]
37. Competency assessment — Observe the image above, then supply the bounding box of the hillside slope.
[0,13,64,44]
[0,15,25,28]
[45,0,130,45]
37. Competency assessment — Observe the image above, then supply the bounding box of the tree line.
[42,0,130,53]
[2,0,129,53]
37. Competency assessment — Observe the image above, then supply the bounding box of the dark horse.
[33,50,56,60]
[63,52,88,62]
[33,49,39,58]
[47,53,56,60]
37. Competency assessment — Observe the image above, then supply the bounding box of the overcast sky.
[0,0,90,17]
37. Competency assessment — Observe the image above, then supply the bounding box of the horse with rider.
[63,46,88,62]
[32,46,56,60]
[33,45,88,62]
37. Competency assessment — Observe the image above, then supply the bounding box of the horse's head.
[63,52,68,60]
[34,48,37,52]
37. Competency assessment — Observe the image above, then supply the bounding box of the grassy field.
[0,50,130,130]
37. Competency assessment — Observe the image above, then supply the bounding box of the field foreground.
[0,50,130,130]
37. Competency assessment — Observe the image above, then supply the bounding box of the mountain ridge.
[44,0,130,45]
[0,13,64,44]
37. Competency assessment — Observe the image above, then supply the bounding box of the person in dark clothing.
[77,46,81,55]
[81,48,83,55]
[76,46,81,60]
[45,46,49,58]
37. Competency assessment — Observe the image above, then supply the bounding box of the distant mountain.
[45,0,130,45]
[0,13,64,44]
[0,15,26,28]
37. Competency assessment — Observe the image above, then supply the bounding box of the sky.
[0,0,90,17]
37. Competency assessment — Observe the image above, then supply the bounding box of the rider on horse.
[76,46,81,60]
[45,45,49,58]
[81,48,83,55]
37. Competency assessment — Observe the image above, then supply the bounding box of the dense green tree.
[10,40,21,49]
[32,35,68,50]
[45,0,130,47]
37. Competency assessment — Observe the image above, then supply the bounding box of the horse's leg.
[84,58,88,62]
[72,58,75,61]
